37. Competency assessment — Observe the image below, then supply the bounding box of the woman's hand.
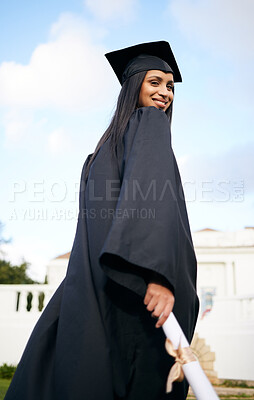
[144,283,175,328]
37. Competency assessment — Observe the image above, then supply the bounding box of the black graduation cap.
[105,41,182,85]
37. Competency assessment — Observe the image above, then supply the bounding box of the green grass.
[221,380,254,389]
[1,379,254,400]
[188,397,254,400]
[0,379,11,400]
[188,394,254,399]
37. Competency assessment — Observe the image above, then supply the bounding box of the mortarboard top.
[105,41,182,85]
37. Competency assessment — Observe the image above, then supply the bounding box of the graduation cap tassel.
[163,313,219,399]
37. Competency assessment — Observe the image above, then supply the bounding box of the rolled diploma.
[163,313,219,400]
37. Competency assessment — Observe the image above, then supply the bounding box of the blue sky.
[0,0,254,280]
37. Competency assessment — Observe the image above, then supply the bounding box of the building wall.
[196,296,254,380]
[47,257,68,287]
[193,229,254,381]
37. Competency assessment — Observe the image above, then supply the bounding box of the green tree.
[0,260,38,284]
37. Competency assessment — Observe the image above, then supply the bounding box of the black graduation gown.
[5,106,199,400]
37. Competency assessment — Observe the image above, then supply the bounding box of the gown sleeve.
[99,106,182,297]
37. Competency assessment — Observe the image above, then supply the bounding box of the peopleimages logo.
[9,178,245,203]
[8,178,244,221]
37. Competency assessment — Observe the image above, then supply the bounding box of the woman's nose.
[158,85,169,98]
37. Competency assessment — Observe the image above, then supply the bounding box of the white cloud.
[2,109,50,149]
[0,13,117,112]
[47,127,73,155]
[84,0,136,21]
[169,0,254,60]
[3,109,33,143]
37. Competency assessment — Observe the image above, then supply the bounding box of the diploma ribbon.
[165,338,197,393]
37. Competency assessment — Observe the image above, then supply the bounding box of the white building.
[193,227,254,383]
[1,228,254,382]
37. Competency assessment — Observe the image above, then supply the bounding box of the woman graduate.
[5,41,199,400]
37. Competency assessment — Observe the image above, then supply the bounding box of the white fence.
[0,284,55,314]
[0,284,55,365]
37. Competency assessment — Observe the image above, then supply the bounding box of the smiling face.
[138,70,174,112]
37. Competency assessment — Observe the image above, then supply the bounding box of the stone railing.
[0,284,56,315]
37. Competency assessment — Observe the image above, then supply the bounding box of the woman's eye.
[151,81,159,85]
[167,85,174,90]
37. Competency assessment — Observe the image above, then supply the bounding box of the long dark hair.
[85,70,173,178]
